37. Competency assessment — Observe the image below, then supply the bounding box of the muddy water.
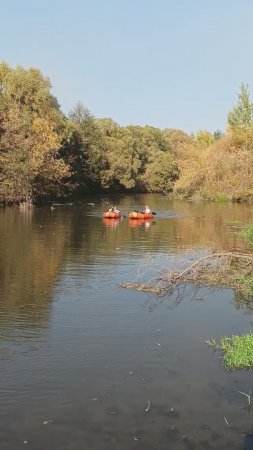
[0,194,253,449]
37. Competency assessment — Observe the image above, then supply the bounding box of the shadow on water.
[0,195,253,449]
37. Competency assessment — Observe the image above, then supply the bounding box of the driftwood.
[121,283,166,294]
[120,251,253,295]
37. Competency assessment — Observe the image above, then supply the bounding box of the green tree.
[125,125,169,179]
[228,83,253,129]
[143,152,179,193]
[63,103,106,191]
[213,130,224,140]
[100,127,141,190]
[195,130,214,148]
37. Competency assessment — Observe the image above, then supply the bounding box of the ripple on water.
[0,197,252,449]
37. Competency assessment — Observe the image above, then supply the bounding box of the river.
[0,194,253,450]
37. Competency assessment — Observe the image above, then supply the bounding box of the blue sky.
[1,0,253,132]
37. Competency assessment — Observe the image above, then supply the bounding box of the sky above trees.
[1,0,253,133]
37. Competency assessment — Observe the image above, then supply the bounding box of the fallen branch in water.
[120,251,253,295]
[121,283,166,294]
[166,252,253,280]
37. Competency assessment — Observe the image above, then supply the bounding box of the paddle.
[139,211,156,215]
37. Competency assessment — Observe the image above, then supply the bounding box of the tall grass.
[207,334,253,370]
[240,224,253,245]
[219,334,253,370]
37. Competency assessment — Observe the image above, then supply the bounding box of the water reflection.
[128,219,153,229]
[0,206,71,334]
[0,195,253,449]
[103,218,121,228]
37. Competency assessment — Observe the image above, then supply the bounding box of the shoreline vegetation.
[206,334,253,370]
[1,63,253,205]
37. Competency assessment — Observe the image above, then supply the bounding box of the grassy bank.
[206,334,253,370]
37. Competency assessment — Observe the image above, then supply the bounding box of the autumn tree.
[0,63,69,202]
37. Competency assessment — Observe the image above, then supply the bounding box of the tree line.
[0,62,252,203]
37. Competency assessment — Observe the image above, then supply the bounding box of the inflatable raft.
[128,211,153,220]
[103,211,121,219]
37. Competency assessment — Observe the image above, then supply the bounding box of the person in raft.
[143,205,151,214]
[109,206,120,213]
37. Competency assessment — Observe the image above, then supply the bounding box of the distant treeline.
[1,62,253,203]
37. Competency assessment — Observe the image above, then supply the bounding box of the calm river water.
[1,194,253,450]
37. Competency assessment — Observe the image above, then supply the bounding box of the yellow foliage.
[174,130,253,200]
[195,130,214,148]
[0,64,69,202]
[174,141,207,196]
[30,117,61,173]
